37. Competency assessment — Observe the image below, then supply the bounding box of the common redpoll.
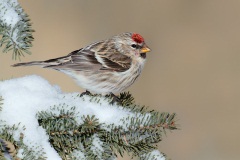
[13,32,151,94]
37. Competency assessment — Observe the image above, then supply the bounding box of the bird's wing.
[96,45,132,72]
[45,41,132,72]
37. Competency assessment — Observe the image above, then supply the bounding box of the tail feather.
[12,61,46,67]
[12,55,71,68]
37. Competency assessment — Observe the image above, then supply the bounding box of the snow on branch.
[0,0,34,60]
[0,75,177,159]
[0,96,3,112]
[140,150,166,160]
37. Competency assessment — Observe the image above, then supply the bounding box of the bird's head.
[113,32,151,59]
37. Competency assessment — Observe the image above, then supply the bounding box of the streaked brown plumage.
[12,32,151,94]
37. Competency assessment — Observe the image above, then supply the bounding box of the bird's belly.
[61,61,144,94]
[61,69,140,94]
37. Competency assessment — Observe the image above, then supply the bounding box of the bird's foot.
[80,90,92,97]
[106,93,122,105]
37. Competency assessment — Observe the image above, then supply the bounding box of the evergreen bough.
[0,122,46,160]
[0,0,34,60]
[0,92,177,160]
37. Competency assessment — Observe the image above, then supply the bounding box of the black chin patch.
[140,53,146,59]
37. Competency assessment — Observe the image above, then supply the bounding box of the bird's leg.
[80,90,92,97]
[107,92,122,105]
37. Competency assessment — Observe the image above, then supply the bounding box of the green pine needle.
[0,1,34,60]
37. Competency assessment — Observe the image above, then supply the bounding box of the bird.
[12,32,151,96]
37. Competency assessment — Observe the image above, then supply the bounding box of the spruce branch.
[0,0,34,60]
[0,120,46,160]
[0,76,178,159]
[37,93,177,160]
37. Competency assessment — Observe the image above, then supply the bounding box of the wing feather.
[45,41,132,72]
[97,52,132,72]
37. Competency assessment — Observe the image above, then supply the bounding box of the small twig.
[122,135,129,145]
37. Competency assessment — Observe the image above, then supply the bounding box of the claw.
[106,93,122,105]
[80,90,92,97]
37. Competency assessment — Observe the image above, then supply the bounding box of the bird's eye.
[131,44,137,48]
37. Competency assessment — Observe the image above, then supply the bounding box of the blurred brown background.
[1,0,240,159]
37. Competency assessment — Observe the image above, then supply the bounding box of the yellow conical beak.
[140,45,151,53]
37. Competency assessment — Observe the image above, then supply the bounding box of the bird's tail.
[12,61,47,67]
[12,54,72,68]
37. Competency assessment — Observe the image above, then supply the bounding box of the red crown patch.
[131,33,144,43]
